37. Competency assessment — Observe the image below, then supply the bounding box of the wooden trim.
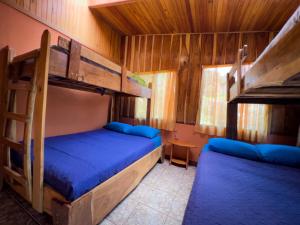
[67,40,81,80]
[32,30,51,212]
[226,102,238,139]
[47,146,162,225]
[243,6,300,93]
[58,37,121,75]
[89,0,137,8]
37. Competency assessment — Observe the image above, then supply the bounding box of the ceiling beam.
[89,0,137,8]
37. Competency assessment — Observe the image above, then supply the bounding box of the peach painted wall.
[162,123,214,162]
[0,2,110,137]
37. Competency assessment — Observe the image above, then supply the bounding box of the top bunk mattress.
[35,129,161,201]
[183,145,300,225]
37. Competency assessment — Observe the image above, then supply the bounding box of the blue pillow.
[128,125,160,139]
[208,138,259,161]
[256,144,300,167]
[104,122,133,134]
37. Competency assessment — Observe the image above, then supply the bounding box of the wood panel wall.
[123,32,273,124]
[1,0,121,63]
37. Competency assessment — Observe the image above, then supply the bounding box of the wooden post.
[121,66,127,92]
[32,30,51,212]
[0,46,12,191]
[236,49,242,95]
[226,102,238,140]
[146,83,152,125]
[297,125,300,147]
[146,98,151,125]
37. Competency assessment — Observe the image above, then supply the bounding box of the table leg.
[186,147,190,169]
[169,144,173,165]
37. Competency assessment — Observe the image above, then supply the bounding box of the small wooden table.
[168,139,197,169]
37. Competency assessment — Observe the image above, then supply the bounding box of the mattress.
[183,144,300,225]
[15,129,161,201]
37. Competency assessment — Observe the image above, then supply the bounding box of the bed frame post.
[146,83,152,125]
[226,102,238,140]
[297,124,300,147]
[32,30,51,212]
[0,46,12,191]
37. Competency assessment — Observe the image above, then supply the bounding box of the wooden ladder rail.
[0,30,51,213]
[0,47,37,202]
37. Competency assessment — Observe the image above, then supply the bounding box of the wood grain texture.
[124,32,272,124]
[92,0,298,35]
[1,0,122,63]
[44,146,162,225]
[244,6,300,90]
[32,30,51,212]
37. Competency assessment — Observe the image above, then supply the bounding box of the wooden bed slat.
[0,137,23,152]
[4,166,26,186]
[4,112,30,122]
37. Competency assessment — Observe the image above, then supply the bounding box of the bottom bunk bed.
[11,127,162,225]
[183,140,300,225]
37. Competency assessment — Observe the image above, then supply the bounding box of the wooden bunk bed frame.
[0,30,161,225]
[226,6,300,142]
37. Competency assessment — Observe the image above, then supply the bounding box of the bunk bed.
[183,6,300,225]
[0,30,161,225]
[226,5,300,140]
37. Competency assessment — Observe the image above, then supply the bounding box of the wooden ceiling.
[90,0,299,35]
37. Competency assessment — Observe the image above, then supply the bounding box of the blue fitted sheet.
[35,129,161,201]
[183,144,300,225]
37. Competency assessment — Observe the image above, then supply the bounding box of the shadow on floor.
[0,185,52,225]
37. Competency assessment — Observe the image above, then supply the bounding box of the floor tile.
[169,196,189,221]
[127,183,149,202]
[164,216,183,225]
[124,203,167,225]
[140,187,174,214]
[99,218,115,225]
[107,198,138,225]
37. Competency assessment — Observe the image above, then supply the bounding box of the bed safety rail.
[226,45,248,102]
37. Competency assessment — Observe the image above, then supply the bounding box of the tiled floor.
[100,160,196,225]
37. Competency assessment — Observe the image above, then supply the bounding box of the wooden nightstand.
[168,139,197,169]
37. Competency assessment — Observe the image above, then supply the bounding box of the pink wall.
[0,2,110,137]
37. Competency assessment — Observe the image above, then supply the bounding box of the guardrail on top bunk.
[228,6,300,103]
[226,45,248,102]
[57,37,152,99]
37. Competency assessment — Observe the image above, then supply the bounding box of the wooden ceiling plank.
[89,0,137,8]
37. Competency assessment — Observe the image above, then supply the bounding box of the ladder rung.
[7,82,32,91]
[0,137,23,152]
[4,166,26,186]
[12,49,39,64]
[4,112,30,122]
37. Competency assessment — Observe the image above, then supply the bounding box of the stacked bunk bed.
[183,6,300,225]
[0,30,161,225]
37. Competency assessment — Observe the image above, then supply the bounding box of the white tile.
[169,197,189,221]
[140,187,174,214]
[164,216,183,225]
[99,218,115,225]
[153,175,181,194]
[127,183,149,202]
[124,203,167,225]
[107,198,138,225]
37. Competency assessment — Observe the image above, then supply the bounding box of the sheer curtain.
[238,64,269,142]
[195,66,231,136]
[135,71,177,131]
[196,65,269,142]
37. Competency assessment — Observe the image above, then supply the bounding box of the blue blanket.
[183,145,300,225]
[31,129,160,201]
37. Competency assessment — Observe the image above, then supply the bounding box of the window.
[134,71,177,131]
[196,65,269,142]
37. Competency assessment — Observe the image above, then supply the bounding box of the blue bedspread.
[183,145,300,225]
[36,129,160,201]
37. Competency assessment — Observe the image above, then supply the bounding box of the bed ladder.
[0,47,39,202]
